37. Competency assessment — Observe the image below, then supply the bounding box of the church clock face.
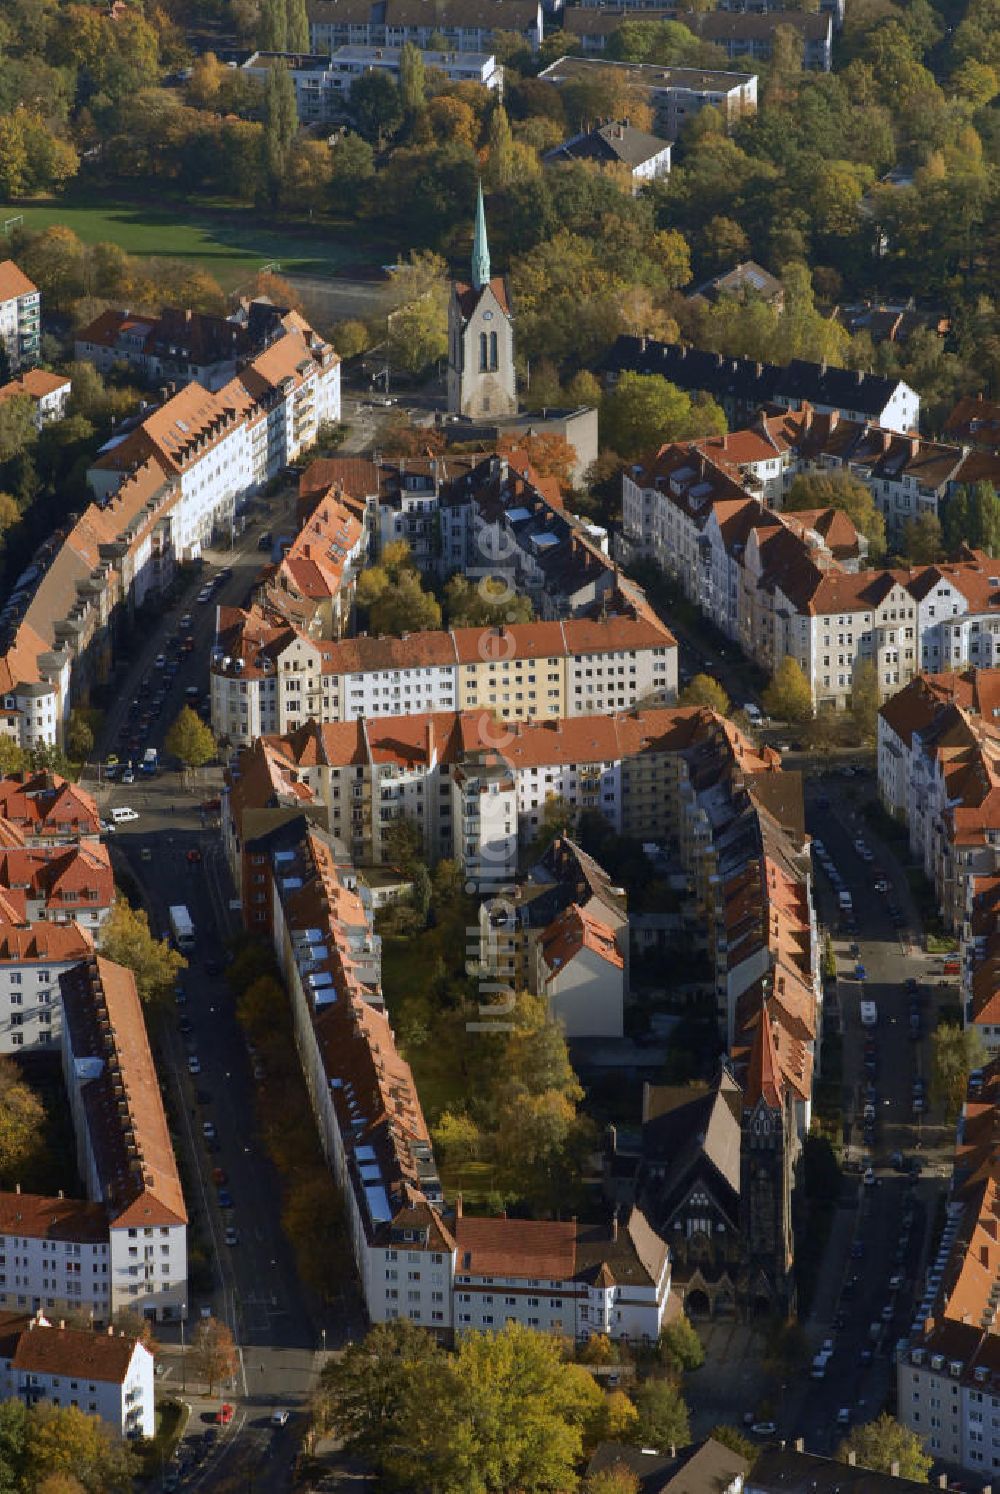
[482,311,494,321]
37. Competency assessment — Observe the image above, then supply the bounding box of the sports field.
[0,197,361,288]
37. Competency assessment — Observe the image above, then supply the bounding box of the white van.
[860,1000,878,1028]
[838,890,853,910]
[110,806,140,824]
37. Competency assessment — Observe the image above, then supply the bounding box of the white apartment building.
[452,1209,671,1342]
[0,1194,113,1321]
[211,608,676,745]
[86,326,340,559]
[0,1313,154,1439]
[243,47,501,122]
[0,922,93,1055]
[55,956,186,1322]
[0,261,40,371]
[0,370,71,428]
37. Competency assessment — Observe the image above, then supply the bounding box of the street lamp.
[321,1328,327,1356]
[180,1303,187,1392]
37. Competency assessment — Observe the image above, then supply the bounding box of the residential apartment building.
[544,121,673,187]
[562,8,832,69]
[0,956,187,1325]
[210,602,677,744]
[0,309,340,751]
[0,458,180,749]
[229,701,817,1076]
[538,56,758,134]
[944,394,1000,453]
[220,788,674,1341]
[604,336,920,433]
[897,1062,1000,1475]
[878,669,1000,935]
[0,922,93,1055]
[0,370,71,428]
[0,261,40,371]
[0,1312,154,1439]
[243,47,502,121]
[87,316,340,548]
[622,421,1000,708]
[307,0,543,55]
[451,1205,671,1338]
[75,298,297,393]
[0,773,101,845]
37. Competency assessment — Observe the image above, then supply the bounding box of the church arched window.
[479,333,488,372]
[489,331,498,371]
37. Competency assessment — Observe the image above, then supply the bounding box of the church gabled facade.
[447,184,517,420]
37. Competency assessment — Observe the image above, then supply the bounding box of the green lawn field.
[0,196,361,288]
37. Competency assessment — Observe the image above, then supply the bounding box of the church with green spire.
[447,183,517,420]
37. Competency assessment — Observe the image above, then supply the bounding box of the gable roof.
[11,1320,144,1384]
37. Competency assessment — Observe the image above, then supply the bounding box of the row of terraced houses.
[619,402,1000,710]
[0,289,340,753]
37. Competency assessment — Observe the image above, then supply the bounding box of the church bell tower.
[447,183,517,420]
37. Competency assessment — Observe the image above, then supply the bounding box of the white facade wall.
[0,958,72,1054]
[540,944,624,1038]
[342,662,457,722]
[108,1223,186,1321]
[0,1233,111,1319]
[0,1336,153,1440]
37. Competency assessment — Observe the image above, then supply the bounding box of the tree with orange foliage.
[249,269,304,312]
[498,432,577,490]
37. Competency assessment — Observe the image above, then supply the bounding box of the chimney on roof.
[15,1183,19,1194]
[59,1319,64,1330]
[938,1477,948,1489]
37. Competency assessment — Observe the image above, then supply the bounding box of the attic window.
[175,419,189,433]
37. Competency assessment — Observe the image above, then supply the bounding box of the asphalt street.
[783,769,955,1453]
[79,507,344,1485]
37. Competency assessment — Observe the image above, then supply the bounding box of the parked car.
[188,1055,201,1075]
[216,1403,234,1426]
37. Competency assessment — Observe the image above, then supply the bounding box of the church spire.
[471,181,491,292]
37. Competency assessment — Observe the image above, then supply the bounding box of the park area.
[0,195,363,290]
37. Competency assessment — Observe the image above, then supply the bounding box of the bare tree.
[190,1318,238,1396]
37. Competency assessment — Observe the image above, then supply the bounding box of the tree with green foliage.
[850,658,880,745]
[286,0,310,52]
[632,1377,691,1449]
[66,710,94,762]
[784,469,886,562]
[0,1056,44,1185]
[898,510,944,565]
[942,482,1000,556]
[932,1022,986,1121]
[386,250,450,374]
[0,394,37,465]
[659,1315,705,1374]
[100,900,186,1007]
[351,69,404,147]
[679,673,730,715]
[601,372,726,460]
[444,573,534,628]
[165,706,216,768]
[23,1400,137,1492]
[585,1467,642,1494]
[836,1414,933,1482]
[264,61,298,202]
[709,1425,757,1461]
[258,0,288,51]
[763,657,813,724]
[399,42,426,114]
[316,1320,601,1490]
